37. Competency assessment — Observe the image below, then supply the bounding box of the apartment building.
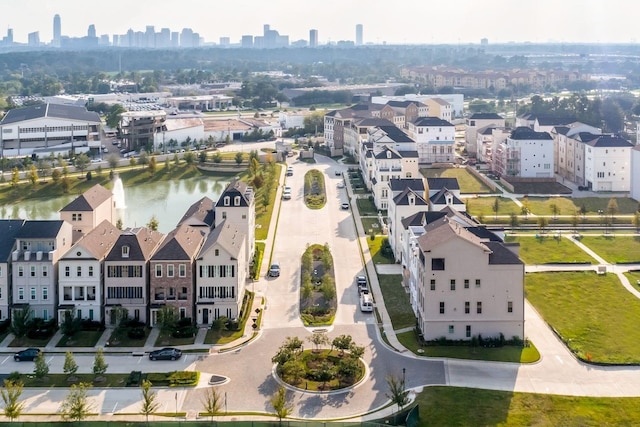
[493,127,554,178]
[465,113,505,157]
[0,220,24,321]
[583,135,633,192]
[215,180,255,271]
[407,117,455,164]
[387,187,429,263]
[59,184,117,243]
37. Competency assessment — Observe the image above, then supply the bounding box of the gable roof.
[16,220,65,239]
[105,227,163,262]
[1,103,101,125]
[417,217,489,253]
[584,135,632,148]
[199,220,245,259]
[60,184,112,212]
[377,126,413,143]
[216,180,253,208]
[389,178,425,193]
[429,188,464,205]
[393,188,428,206]
[152,224,206,261]
[535,115,577,126]
[412,117,454,127]
[70,220,120,260]
[426,177,460,192]
[510,127,552,141]
[400,211,446,229]
[177,196,215,228]
[485,241,523,265]
[354,117,395,128]
[375,146,402,160]
[0,219,25,261]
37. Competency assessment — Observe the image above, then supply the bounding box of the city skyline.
[1,0,638,46]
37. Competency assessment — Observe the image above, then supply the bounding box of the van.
[268,262,280,277]
[359,293,373,312]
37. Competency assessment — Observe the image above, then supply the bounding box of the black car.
[14,348,41,361]
[148,347,182,361]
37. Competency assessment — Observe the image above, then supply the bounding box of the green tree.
[60,309,81,337]
[234,151,244,165]
[138,151,149,166]
[60,383,93,422]
[301,280,313,301]
[146,215,159,231]
[262,191,270,212]
[107,153,119,169]
[183,151,196,165]
[332,335,353,356]
[386,373,410,413]
[537,216,549,233]
[270,386,292,422]
[320,275,336,301]
[492,197,500,219]
[321,243,333,270]
[307,331,330,352]
[607,198,618,220]
[28,165,38,186]
[115,218,123,230]
[33,352,49,380]
[571,211,580,231]
[37,159,52,181]
[61,175,71,193]
[213,151,222,163]
[316,361,335,389]
[282,358,306,385]
[74,153,91,173]
[51,168,61,183]
[1,379,25,422]
[106,104,126,129]
[10,167,19,187]
[509,213,519,227]
[93,348,108,377]
[10,305,32,338]
[63,351,79,378]
[157,305,177,333]
[129,156,137,167]
[148,156,157,174]
[200,387,222,422]
[550,202,559,220]
[140,379,159,426]
[198,151,207,164]
[250,157,260,176]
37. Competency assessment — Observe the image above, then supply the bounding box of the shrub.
[127,327,145,339]
[0,319,10,334]
[172,326,197,338]
[80,320,104,331]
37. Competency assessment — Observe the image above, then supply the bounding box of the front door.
[202,308,209,325]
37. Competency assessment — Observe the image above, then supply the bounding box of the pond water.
[0,176,230,234]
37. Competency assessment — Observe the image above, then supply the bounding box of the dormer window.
[234,196,241,206]
[122,245,130,258]
[386,151,391,159]
[224,196,230,206]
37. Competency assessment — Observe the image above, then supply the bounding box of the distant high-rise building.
[355,24,363,45]
[53,14,61,47]
[87,24,96,38]
[219,37,230,46]
[28,31,40,47]
[4,28,13,44]
[145,25,155,48]
[309,29,318,48]
[241,35,253,48]
[480,38,488,45]
[158,28,171,48]
[180,28,194,48]
[171,32,179,47]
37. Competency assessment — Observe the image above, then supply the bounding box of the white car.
[337,181,345,189]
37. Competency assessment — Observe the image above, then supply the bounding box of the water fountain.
[112,173,126,209]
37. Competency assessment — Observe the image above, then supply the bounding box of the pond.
[0,175,230,234]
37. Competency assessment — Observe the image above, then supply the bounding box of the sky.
[1,0,638,45]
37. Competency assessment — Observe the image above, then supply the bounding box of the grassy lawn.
[504,236,596,264]
[521,196,638,216]
[366,236,394,265]
[420,167,494,194]
[56,330,105,347]
[396,331,540,363]
[253,163,281,240]
[107,327,149,348]
[154,331,196,347]
[361,217,383,234]
[356,197,379,216]
[465,196,520,217]
[526,271,640,363]
[416,386,640,426]
[377,275,415,330]
[580,235,640,263]
[9,335,54,348]
[625,271,640,292]
[204,328,244,345]
[12,373,130,388]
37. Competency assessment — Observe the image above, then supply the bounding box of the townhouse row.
[0,180,255,327]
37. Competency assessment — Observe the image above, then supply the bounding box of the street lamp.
[402,368,406,386]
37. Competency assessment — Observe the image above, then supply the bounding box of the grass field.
[526,271,640,363]
[377,275,415,330]
[56,330,105,347]
[625,271,640,292]
[356,197,379,216]
[465,196,520,217]
[504,236,596,264]
[580,235,640,263]
[420,167,494,194]
[416,386,640,426]
[366,236,395,265]
[361,217,383,234]
[154,331,196,347]
[522,196,638,216]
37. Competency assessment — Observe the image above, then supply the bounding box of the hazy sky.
[2,0,638,45]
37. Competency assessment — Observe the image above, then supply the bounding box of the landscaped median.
[303,169,326,209]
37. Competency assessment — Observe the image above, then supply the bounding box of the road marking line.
[0,356,9,364]
[112,402,118,413]
[555,355,563,364]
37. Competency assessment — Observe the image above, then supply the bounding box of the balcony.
[178,293,188,301]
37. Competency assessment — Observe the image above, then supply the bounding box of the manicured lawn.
[526,271,640,363]
[396,331,540,363]
[107,327,149,347]
[366,236,394,265]
[420,167,494,194]
[377,275,415,330]
[9,335,54,348]
[154,331,196,347]
[303,169,326,209]
[625,271,640,292]
[56,330,105,347]
[254,163,281,240]
[204,328,244,345]
[521,196,638,215]
[504,236,596,264]
[580,235,640,263]
[361,217,383,234]
[416,387,640,426]
[11,373,130,388]
[356,197,379,216]
[465,196,520,217]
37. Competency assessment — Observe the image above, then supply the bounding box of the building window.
[64,266,70,277]
[464,279,469,289]
[430,279,436,291]
[179,264,186,277]
[77,266,82,277]
[477,301,482,314]
[167,264,174,277]
[122,245,129,258]
[450,279,456,291]
[466,325,471,338]
[224,196,230,206]
[42,266,48,277]
[18,266,23,277]
[465,301,470,314]
[88,266,93,277]
[431,258,445,270]
[448,325,454,334]
[222,211,227,220]
[18,288,24,300]
[508,301,513,313]
[42,288,48,300]
[43,309,48,321]
[72,213,82,221]
[155,264,162,277]
[30,266,36,277]
[179,307,186,319]
[215,249,219,256]
[30,287,36,300]
[439,302,445,314]
[234,196,241,206]
[475,279,481,288]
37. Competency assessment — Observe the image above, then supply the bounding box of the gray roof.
[377,126,413,143]
[535,116,576,126]
[199,220,245,260]
[400,211,446,229]
[397,150,419,158]
[1,103,101,125]
[0,220,25,261]
[60,184,112,212]
[393,188,428,206]
[216,180,252,208]
[68,220,120,260]
[584,135,633,148]
[412,117,454,127]
[389,178,425,193]
[469,113,503,120]
[375,146,402,160]
[177,196,215,228]
[105,227,163,262]
[427,177,460,192]
[355,117,395,128]
[485,241,523,265]
[16,220,65,239]
[152,224,206,261]
[510,127,552,141]
[429,188,464,205]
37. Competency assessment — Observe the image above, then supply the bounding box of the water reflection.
[0,176,229,233]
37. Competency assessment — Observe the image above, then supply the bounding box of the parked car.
[356,276,369,295]
[335,170,342,176]
[360,293,373,312]
[148,347,182,361]
[337,181,345,189]
[341,202,349,210]
[14,348,41,361]
[283,187,292,200]
[286,167,293,177]
[268,261,280,277]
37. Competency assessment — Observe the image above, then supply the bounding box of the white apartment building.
[387,187,429,263]
[424,98,453,122]
[584,135,633,192]
[57,220,119,323]
[407,117,455,164]
[12,220,72,321]
[0,220,24,321]
[195,221,246,325]
[552,122,601,181]
[414,217,524,341]
[215,181,255,271]
[369,146,420,210]
[493,127,554,178]
[465,113,505,157]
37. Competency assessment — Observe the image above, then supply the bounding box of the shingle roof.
[389,178,425,193]
[397,150,418,158]
[177,197,215,228]
[412,117,454,127]
[70,220,120,259]
[427,177,460,192]
[552,126,570,136]
[1,103,101,125]
[355,118,395,128]
[199,220,245,259]
[429,188,464,205]
[16,220,65,239]
[152,224,206,261]
[105,227,163,261]
[0,220,24,261]
[417,217,488,253]
[393,188,428,206]
[485,241,523,265]
[510,127,552,140]
[400,211,446,229]
[216,180,252,207]
[375,146,402,160]
[470,113,503,120]
[377,126,413,143]
[535,115,577,126]
[60,184,112,212]
[584,135,633,148]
